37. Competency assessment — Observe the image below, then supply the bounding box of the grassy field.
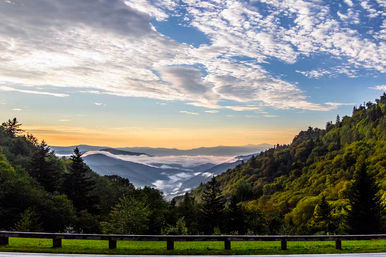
[0,238,385,255]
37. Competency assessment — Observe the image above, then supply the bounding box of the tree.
[2,118,23,136]
[64,147,97,213]
[312,196,334,234]
[28,141,63,192]
[176,193,200,234]
[200,177,225,234]
[100,195,149,234]
[162,217,188,235]
[347,163,383,234]
[223,197,246,234]
[13,208,42,232]
[139,187,168,234]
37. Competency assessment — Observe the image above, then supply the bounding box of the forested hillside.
[193,93,386,234]
[0,122,170,234]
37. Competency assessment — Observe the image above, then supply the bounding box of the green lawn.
[0,238,385,255]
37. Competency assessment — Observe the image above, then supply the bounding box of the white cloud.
[180,110,199,116]
[83,150,236,167]
[205,110,219,113]
[225,105,261,112]
[0,86,68,97]
[0,0,379,112]
[296,70,331,79]
[124,0,175,21]
[296,66,358,79]
[371,85,386,90]
[344,0,353,7]
[12,108,22,111]
[94,102,106,106]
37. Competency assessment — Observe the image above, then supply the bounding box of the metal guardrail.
[0,231,385,250]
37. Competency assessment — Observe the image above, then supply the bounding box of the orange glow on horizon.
[23,125,297,149]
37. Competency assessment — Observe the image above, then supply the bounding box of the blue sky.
[0,0,385,148]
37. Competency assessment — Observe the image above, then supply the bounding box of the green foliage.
[2,118,23,137]
[311,196,335,234]
[100,196,150,234]
[195,93,386,234]
[162,217,188,235]
[64,147,98,213]
[13,209,41,232]
[347,162,384,234]
[200,177,225,234]
[28,141,64,193]
[175,193,200,234]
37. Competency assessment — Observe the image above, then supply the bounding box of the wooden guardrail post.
[281,239,287,250]
[109,239,117,249]
[53,238,62,248]
[224,239,231,250]
[167,239,174,250]
[0,237,8,246]
[335,239,342,250]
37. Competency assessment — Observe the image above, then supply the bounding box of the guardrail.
[0,231,385,250]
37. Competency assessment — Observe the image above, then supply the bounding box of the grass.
[0,238,385,255]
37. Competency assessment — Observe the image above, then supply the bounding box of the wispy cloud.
[263,114,278,118]
[205,110,219,114]
[12,108,22,111]
[371,85,386,91]
[180,110,199,116]
[94,102,106,106]
[0,86,68,97]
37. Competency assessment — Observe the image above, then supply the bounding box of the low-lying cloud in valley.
[83,150,237,168]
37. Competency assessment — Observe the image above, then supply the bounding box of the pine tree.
[2,117,23,136]
[347,163,383,234]
[28,141,62,192]
[177,193,199,234]
[313,196,334,233]
[64,147,97,213]
[200,177,225,234]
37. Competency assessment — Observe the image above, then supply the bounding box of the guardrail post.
[335,239,341,250]
[281,239,287,250]
[0,237,9,246]
[224,239,231,250]
[167,239,174,250]
[53,238,62,248]
[109,239,117,249]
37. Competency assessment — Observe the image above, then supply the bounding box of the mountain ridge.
[192,93,386,234]
[51,144,272,157]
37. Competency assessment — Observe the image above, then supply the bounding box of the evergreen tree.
[176,193,199,234]
[138,187,168,234]
[223,197,246,234]
[200,177,225,234]
[1,117,23,137]
[64,147,97,213]
[347,163,383,234]
[28,141,62,192]
[312,196,334,233]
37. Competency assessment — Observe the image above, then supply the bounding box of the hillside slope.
[194,94,386,234]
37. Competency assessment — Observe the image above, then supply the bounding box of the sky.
[0,0,385,148]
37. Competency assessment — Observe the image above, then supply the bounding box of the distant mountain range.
[52,144,271,157]
[51,144,271,198]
